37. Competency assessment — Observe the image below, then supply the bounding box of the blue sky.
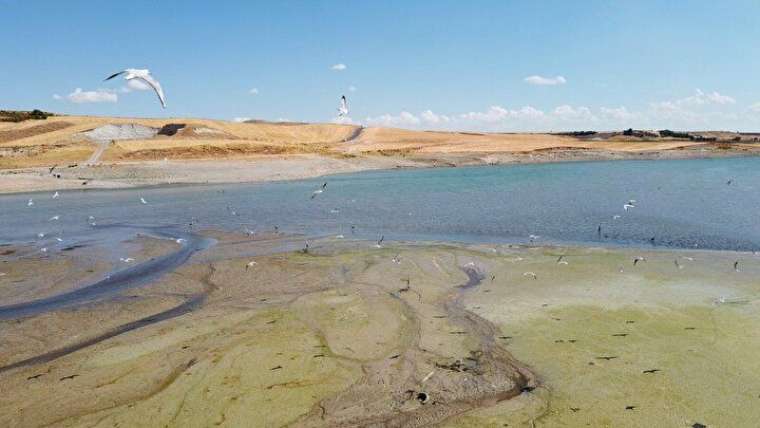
[2,0,759,131]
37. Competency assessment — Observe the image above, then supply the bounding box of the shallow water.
[1,157,760,251]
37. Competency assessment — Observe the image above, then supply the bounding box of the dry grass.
[0,114,729,170]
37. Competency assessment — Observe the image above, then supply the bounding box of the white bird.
[335,234,345,239]
[27,199,34,207]
[52,191,59,199]
[40,247,47,253]
[375,235,384,248]
[311,182,327,199]
[104,68,166,108]
[612,215,621,220]
[140,197,148,205]
[337,95,349,117]
[119,257,135,263]
[88,215,96,226]
[176,238,186,244]
[529,234,540,242]
[37,232,45,239]
[55,237,63,242]
[246,260,257,270]
[49,215,59,221]
[623,202,635,211]
[557,255,569,265]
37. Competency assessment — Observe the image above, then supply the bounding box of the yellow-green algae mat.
[446,245,760,427]
[0,238,759,427]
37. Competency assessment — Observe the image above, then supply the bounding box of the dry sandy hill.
[0,114,729,169]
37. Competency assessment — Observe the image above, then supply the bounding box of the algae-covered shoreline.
[1,232,759,427]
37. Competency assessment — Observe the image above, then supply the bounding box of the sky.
[2,0,760,131]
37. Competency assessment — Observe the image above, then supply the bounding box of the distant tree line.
[0,109,53,122]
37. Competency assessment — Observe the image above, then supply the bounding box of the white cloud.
[365,111,421,127]
[348,85,357,92]
[357,88,750,132]
[331,63,347,71]
[553,105,596,122]
[460,106,510,123]
[249,88,259,95]
[524,75,567,86]
[52,94,62,100]
[66,88,118,104]
[679,89,735,106]
[420,110,450,124]
[599,106,635,121]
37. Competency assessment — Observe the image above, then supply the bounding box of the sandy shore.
[2,114,760,194]
[1,232,759,427]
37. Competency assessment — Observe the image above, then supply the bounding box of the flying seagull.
[104,69,166,108]
[375,235,384,248]
[337,95,349,117]
[623,200,636,211]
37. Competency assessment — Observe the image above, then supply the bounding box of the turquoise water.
[1,157,760,251]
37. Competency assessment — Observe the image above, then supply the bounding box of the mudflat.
[1,232,757,427]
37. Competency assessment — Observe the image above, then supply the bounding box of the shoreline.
[1,147,758,196]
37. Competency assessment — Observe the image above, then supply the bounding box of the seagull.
[55,237,63,242]
[140,197,148,205]
[119,257,135,263]
[88,215,96,226]
[612,215,621,220]
[311,182,327,199]
[633,256,646,266]
[246,260,257,270]
[528,234,540,242]
[49,215,59,221]
[37,232,45,239]
[27,199,34,207]
[375,235,384,248]
[623,201,636,211]
[337,95,349,117]
[176,238,186,244]
[335,234,345,239]
[52,191,59,199]
[104,68,166,108]
[557,255,569,265]
[734,261,740,272]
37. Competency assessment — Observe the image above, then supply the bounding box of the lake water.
[2,157,760,251]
